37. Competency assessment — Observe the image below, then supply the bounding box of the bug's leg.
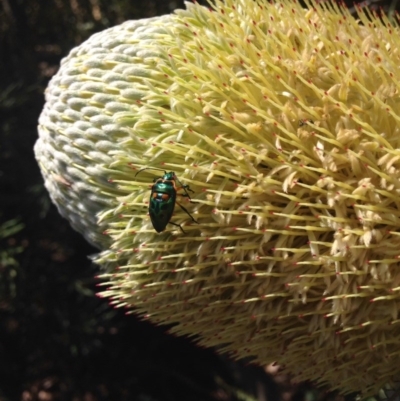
[179,192,191,199]
[176,187,193,200]
[169,221,186,234]
[178,185,194,201]
[174,177,194,194]
[182,184,194,193]
[176,202,199,224]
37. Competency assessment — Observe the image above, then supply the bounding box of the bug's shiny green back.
[149,180,176,232]
[137,169,196,233]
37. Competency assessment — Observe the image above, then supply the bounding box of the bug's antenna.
[135,167,167,177]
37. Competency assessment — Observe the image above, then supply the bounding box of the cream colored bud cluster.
[35,0,400,395]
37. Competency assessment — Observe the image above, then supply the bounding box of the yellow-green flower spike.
[35,0,400,395]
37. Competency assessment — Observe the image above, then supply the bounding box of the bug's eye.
[162,194,169,201]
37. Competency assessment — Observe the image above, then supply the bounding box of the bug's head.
[163,172,176,181]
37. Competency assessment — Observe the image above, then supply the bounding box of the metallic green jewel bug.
[135,167,198,234]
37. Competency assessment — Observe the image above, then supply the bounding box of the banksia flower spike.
[35,0,400,395]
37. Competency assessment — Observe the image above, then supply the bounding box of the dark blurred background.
[0,0,393,400]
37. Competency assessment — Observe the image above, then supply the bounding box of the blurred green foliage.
[0,218,24,301]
